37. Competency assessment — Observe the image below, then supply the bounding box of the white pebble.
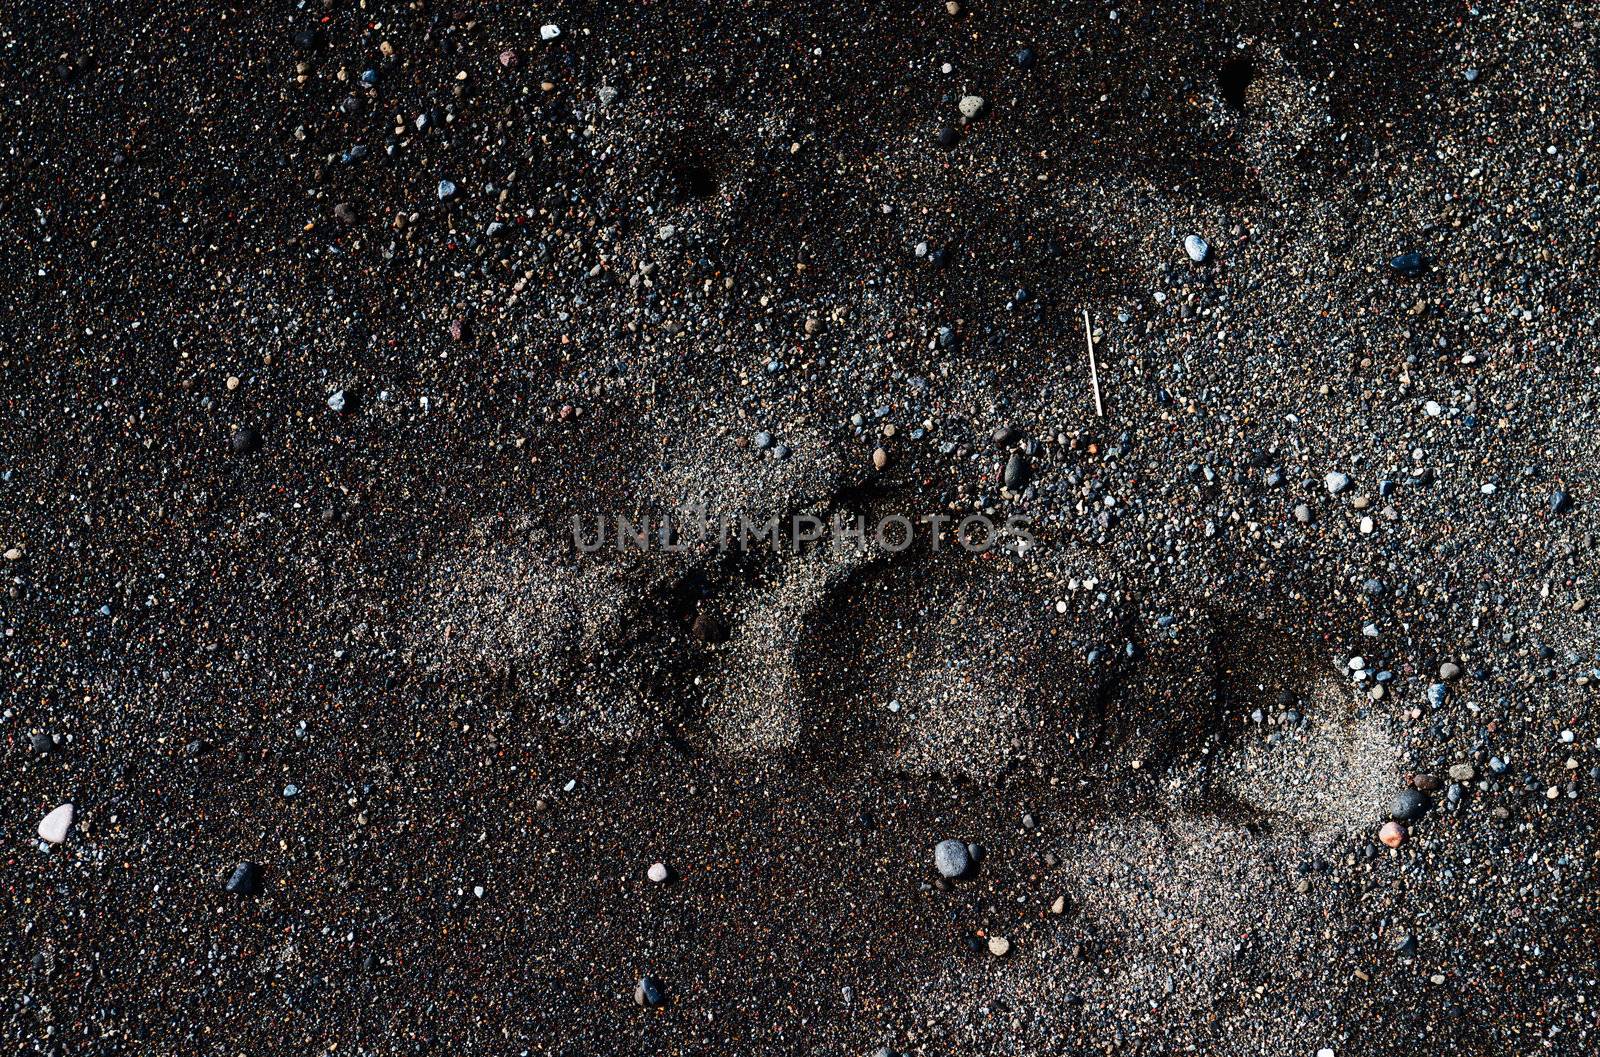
[647,862,669,883]
[38,802,74,844]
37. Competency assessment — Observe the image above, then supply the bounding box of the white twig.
[1083,308,1104,418]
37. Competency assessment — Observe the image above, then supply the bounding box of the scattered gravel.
[3,2,1596,1055]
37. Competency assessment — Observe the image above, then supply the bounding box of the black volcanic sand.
[3,1,1599,1055]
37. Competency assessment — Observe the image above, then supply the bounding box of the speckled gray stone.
[933,838,970,878]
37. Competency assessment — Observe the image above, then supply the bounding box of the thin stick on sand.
[1083,308,1104,418]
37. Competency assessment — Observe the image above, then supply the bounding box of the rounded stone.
[1183,234,1210,263]
[647,862,669,884]
[1388,788,1431,822]
[1378,821,1407,849]
[933,839,970,879]
[1003,452,1030,489]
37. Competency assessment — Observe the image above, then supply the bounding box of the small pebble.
[1003,452,1030,489]
[1389,251,1426,276]
[225,861,262,895]
[1389,789,1431,822]
[933,839,970,879]
[1378,821,1407,849]
[634,976,663,1007]
[37,802,74,844]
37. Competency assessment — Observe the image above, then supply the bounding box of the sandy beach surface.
[3,2,1598,1054]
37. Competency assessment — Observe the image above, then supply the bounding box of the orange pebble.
[1379,821,1407,848]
